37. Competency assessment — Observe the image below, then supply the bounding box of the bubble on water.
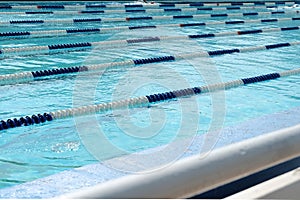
[51,141,80,153]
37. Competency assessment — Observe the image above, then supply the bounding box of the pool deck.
[0,106,300,198]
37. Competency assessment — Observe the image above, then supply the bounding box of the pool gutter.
[226,167,300,199]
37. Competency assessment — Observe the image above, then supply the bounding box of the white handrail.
[57,123,300,198]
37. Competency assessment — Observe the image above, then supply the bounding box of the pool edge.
[0,106,300,198]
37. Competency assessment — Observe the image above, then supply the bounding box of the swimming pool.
[0,0,300,196]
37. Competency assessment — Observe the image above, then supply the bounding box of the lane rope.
[0,1,296,10]
[1,16,299,39]
[0,41,299,86]
[0,25,299,56]
[0,5,283,16]
[0,10,299,26]
[0,67,299,131]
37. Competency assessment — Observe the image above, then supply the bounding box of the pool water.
[0,1,300,189]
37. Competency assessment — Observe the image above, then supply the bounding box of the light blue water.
[0,1,300,189]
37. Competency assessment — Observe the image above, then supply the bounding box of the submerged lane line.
[0,41,299,86]
[0,67,299,131]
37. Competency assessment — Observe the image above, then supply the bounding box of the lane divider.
[0,10,299,26]
[0,1,295,10]
[0,41,299,86]
[2,16,300,39]
[1,25,300,56]
[0,5,281,16]
[0,67,299,131]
